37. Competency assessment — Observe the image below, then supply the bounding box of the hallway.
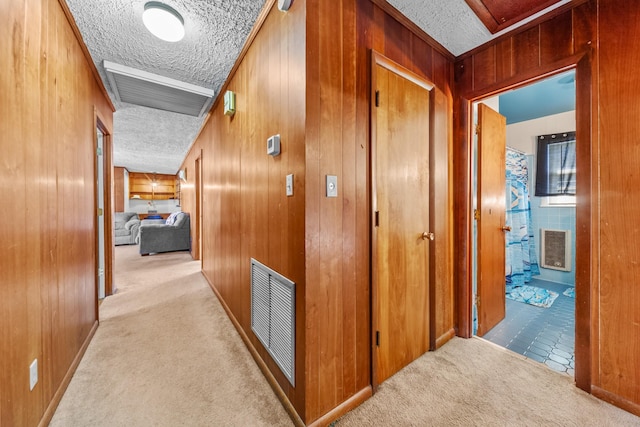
[49,246,640,426]
[50,245,292,426]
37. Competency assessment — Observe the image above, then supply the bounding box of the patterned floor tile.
[482,279,575,376]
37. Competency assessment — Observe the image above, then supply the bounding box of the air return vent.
[540,229,571,271]
[103,61,214,117]
[251,259,295,386]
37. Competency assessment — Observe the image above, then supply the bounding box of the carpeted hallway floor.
[50,245,640,426]
[50,245,292,426]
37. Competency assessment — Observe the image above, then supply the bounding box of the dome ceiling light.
[142,2,185,42]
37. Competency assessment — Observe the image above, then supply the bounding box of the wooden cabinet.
[129,172,176,200]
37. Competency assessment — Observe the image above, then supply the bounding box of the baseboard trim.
[592,385,640,417]
[307,386,373,427]
[435,328,456,349]
[203,272,305,427]
[38,319,99,427]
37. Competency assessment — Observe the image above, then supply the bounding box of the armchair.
[114,212,141,245]
[139,212,191,255]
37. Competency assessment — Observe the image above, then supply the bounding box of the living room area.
[113,168,191,257]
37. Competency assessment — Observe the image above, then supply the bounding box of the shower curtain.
[505,148,540,288]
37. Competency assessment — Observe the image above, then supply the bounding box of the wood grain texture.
[97,115,114,297]
[178,0,454,424]
[372,62,431,384]
[430,87,454,349]
[0,0,113,425]
[114,167,125,212]
[180,0,308,420]
[464,0,564,34]
[476,104,506,337]
[454,0,640,416]
[595,0,640,410]
[128,172,176,200]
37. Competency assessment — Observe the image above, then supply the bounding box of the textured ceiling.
[66,0,572,175]
[66,0,267,174]
[386,0,572,56]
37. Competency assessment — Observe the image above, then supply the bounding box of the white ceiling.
[66,0,571,175]
[66,0,267,174]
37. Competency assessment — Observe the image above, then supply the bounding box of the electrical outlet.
[29,359,38,391]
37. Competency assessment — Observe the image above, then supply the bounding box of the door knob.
[422,232,435,241]
[501,226,512,232]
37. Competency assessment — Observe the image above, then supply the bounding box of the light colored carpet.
[338,338,640,426]
[50,245,293,427]
[51,245,640,427]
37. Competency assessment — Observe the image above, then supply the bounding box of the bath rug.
[563,287,575,298]
[506,285,559,308]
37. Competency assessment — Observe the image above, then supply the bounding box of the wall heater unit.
[540,229,571,271]
[250,259,295,386]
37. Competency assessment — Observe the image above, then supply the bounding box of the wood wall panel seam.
[57,0,114,112]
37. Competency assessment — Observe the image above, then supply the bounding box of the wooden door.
[476,103,507,336]
[373,60,432,385]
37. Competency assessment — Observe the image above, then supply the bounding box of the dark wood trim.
[307,386,373,427]
[193,153,202,261]
[457,0,590,60]
[458,51,592,390]
[592,386,640,418]
[435,327,456,349]
[58,0,115,112]
[202,271,305,427]
[372,51,435,90]
[429,88,438,351]
[463,0,565,34]
[96,111,114,297]
[370,49,380,392]
[454,97,473,338]
[463,53,585,101]
[369,0,455,61]
[38,320,99,427]
[574,52,592,393]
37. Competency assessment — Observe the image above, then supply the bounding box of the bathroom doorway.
[472,70,577,376]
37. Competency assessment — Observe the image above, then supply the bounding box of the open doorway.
[472,70,577,376]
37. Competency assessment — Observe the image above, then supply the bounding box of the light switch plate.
[326,175,338,198]
[286,174,294,196]
[30,359,38,391]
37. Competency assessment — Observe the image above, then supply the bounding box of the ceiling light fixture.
[142,2,185,42]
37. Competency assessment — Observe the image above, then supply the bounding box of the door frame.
[370,51,437,390]
[458,53,592,391]
[94,109,114,304]
[194,151,202,261]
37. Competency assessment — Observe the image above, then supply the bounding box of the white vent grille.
[251,259,295,386]
[541,229,571,271]
[104,61,214,117]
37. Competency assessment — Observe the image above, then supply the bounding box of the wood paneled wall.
[181,0,454,425]
[180,0,308,421]
[0,0,113,425]
[454,0,640,416]
[114,167,125,212]
[593,0,640,415]
[357,0,456,354]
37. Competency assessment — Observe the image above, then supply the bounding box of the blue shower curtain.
[505,148,540,288]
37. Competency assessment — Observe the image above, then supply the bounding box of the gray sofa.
[114,212,141,245]
[139,212,190,255]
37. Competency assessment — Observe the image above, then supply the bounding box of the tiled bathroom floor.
[482,279,575,376]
